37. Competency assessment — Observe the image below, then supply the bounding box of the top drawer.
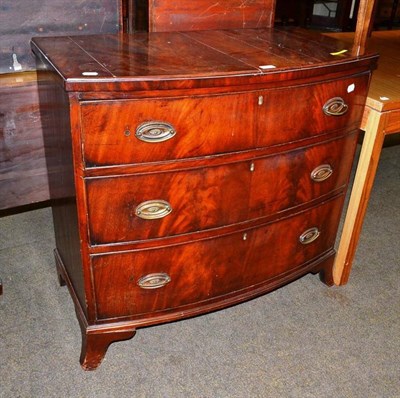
[80,74,369,167]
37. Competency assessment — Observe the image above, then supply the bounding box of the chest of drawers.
[31,28,378,370]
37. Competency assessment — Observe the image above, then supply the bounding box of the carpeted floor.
[0,144,399,398]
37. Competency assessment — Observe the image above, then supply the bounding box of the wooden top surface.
[31,27,378,92]
[327,30,400,112]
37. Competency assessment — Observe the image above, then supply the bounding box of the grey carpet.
[0,144,399,398]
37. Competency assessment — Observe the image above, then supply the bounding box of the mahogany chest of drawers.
[31,28,377,370]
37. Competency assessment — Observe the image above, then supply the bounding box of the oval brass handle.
[137,273,171,289]
[310,164,333,182]
[299,227,320,245]
[135,121,176,143]
[135,200,172,220]
[323,97,349,116]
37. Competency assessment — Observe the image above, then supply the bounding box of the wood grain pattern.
[149,0,276,32]
[32,27,377,369]
[30,28,378,92]
[80,74,369,167]
[92,195,344,320]
[352,0,376,56]
[86,134,358,244]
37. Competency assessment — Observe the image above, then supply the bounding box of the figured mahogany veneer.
[81,75,368,166]
[31,28,377,370]
[92,195,344,320]
[86,134,357,244]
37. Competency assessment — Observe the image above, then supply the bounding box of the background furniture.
[0,0,123,212]
[329,29,400,284]
[374,0,400,29]
[309,0,360,30]
[148,0,275,31]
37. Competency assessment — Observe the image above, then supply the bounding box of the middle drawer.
[85,134,357,245]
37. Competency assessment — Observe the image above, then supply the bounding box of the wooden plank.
[333,108,388,284]
[33,32,258,81]
[31,29,378,93]
[149,0,275,32]
[183,30,303,68]
[353,0,377,56]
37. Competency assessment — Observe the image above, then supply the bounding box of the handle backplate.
[311,164,333,182]
[135,121,176,143]
[299,227,320,245]
[135,200,172,220]
[137,273,171,289]
[323,97,349,116]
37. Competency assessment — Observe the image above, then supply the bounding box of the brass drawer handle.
[311,164,333,182]
[138,273,171,289]
[299,227,320,245]
[323,97,349,116]
[135,121,176,143]
[135,200,172,220]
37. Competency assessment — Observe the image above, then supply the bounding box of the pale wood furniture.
[329,29,400,284]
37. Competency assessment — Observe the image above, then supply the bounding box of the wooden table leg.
[333,108,388,285]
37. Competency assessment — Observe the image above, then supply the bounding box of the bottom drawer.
[92,196,344,320]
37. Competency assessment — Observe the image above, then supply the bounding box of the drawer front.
[91,195,344,320]
[86,134,357,244]
[81,75,368,166]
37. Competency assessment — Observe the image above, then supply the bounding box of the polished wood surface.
[31,28,377,92]
[33,27,377,369]
[80,75,368,166]
[328,30,400,284]
[148,0,276,32]
[92,196,344,320]
[86,135,358,244]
